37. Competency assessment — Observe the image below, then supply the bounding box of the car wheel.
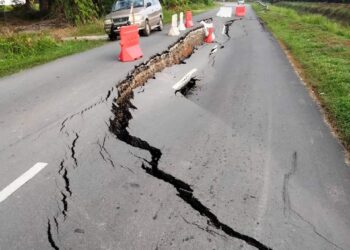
[108,33,117,41]
[142,20,151,36]
[157,18,163,31]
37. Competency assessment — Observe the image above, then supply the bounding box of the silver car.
[104,0,163,40]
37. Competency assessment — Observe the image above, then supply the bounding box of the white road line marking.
[0,162,48,203]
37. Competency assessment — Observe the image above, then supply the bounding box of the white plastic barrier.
[168,14,180,36]
[178,12,186,31]
[216,7,232,18]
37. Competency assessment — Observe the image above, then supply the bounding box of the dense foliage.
[51,0,99,24]
[272,0,350,3]
[162,0,213,8]
[10,0,212,24]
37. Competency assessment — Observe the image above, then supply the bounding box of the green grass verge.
[253,4,350,149]
[71,20,105,36]
[0,33,104,78]
[276,2,350,26]
[163,2,218,24]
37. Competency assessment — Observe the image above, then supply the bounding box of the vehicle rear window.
[112,0,144,11]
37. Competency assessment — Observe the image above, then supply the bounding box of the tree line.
[19,0,114,23]
[18,0,213,24]
[272,0,350,3]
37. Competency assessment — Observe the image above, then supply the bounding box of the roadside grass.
[276,2,350,26]
[253,4,350,150]
[0,33,104,77]
[163,2,218,24]
[69,20,105,36]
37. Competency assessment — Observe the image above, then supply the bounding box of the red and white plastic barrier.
[201,21,215,43]
[204,26,215,43]
[185,11,193,28]
[235,5,246,17]
[118,25,143,62]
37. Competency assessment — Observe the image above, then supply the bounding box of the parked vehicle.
[237,0,245,4]
[104,0,163,40]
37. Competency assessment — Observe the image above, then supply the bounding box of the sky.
[1,0,26,6]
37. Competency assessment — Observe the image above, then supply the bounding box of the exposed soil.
[0,15,68,32]
[0,15,79,40]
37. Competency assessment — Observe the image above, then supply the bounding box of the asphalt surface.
[1,4,350,250]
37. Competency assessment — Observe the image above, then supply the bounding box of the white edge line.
[0,162,48,203]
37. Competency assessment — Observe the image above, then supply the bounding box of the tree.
[51,0,99,24]
[24,0,33,9]
[39,0,50,13]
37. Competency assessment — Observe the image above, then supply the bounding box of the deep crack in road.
[1,4,349,250]
[108,25,272,249]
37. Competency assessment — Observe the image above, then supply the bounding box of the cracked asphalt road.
[1,4,350,250]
